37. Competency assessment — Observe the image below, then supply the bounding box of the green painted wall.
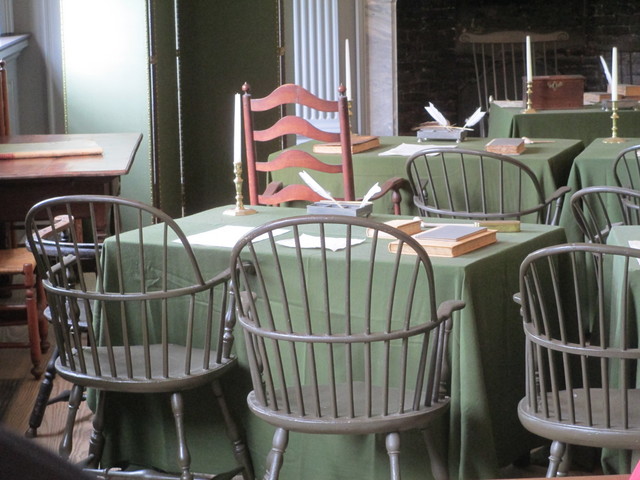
[61,0,279,216]
[61,0,153,208]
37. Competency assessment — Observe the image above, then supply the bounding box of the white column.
[292,0,339,132]
[365,0,397,135]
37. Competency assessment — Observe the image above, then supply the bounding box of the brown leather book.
[312,135,380,154]
[485,138,525,155]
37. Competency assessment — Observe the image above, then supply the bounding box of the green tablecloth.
[97,206,567,480]
[488,103,640,147]
[558,138,640,242]
[269,136,584,216]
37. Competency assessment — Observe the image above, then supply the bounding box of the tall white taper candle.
[233,93,241,164]
[611,47,619,102]
[525,36,533,83]
[345,39,352,101]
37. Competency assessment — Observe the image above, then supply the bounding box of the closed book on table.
[583,92,611,104]
[609,84,640,97]
[388,225,497,257]
[485,138,525,155]
[366,218,422,238]
[312,135,380,154]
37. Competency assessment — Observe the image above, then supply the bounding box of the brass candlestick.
[603,100,626,143]
[348,99,356,134]
[522,81,536,113]
[223,162,257,216]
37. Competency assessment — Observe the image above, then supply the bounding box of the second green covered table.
[269,136,584,216]
[488,103,640,147]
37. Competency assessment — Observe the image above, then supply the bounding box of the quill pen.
[425,102,449,127]
[359,182,381,208]
[462,107,486,130]
[599,55,612,85]
[299,171,344,208]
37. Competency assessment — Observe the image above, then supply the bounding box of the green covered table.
[97,206,566,480]
[269,136,584,216]
[488,103,640,147]
[558,138,640,242]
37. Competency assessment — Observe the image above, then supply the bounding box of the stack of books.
[388,224,497,257]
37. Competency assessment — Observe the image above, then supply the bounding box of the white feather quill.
[462,107,486,129]
[359,182,381,208]
[600,55,612,86]
[299,171,344,208]
[425,102,449,127]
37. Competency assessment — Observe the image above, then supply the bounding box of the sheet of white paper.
[178,225,288,248]
[378,143,457,157]
[277,233,366,252]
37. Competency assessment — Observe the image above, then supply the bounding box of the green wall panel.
[61,0,152,207]
[179,1,280,214]
[61,0,279,217]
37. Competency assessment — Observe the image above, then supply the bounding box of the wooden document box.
[530,75,585,110]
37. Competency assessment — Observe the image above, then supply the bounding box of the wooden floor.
[0,331,93,463]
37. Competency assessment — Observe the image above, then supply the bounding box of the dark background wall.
[396,0,640,135]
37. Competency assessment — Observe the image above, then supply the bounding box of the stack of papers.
[178,226,364,252]
[178,225,288,248]
[379,143,457,157]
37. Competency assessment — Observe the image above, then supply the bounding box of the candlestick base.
[603,100,625,143]
[603,137,626,144]
[522,81,536,114]
[226,162,258,216]
[223,206,257,216]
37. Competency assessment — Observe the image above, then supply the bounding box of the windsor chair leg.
[59,384,84,459]
[171,392,193,480]
[386,432,401,480]
[547,440,567,478]
[264,428,288,480]
[212,379,254,479]
[25,347,59,438]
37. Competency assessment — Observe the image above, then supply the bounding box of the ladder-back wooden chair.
[458,30,569,135]
[230,214,465,480]
[242,82,408,214]
[0,59,10,136]
[0,247,47,378]
[0,61,48,378]
[570,185,640,243]
[26,195,254,480]
[515,243,640,476]
[405,148,570,225]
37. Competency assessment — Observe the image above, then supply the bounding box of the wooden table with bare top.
[0,132,142,236]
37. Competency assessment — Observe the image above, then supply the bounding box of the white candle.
[611,47,619,102]
[525,36,533,84]
[345,39,352,101]
[233,93,241,164]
